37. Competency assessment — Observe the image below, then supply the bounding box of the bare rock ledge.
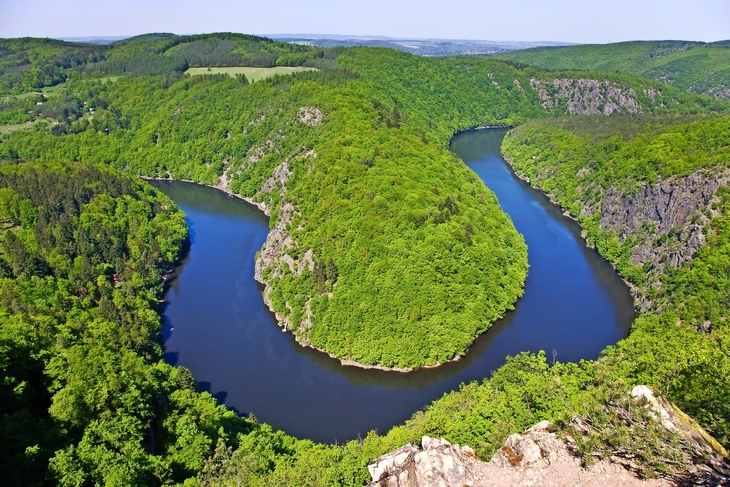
[367,387,730,487]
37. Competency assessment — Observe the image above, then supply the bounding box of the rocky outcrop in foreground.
[367,424,674,487]
[367,387,730,487]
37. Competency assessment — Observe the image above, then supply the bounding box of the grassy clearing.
[40,83,64,94]
[185,66,317,82]
[87,76,121,83]
[0,120,38,134]
[2,85,65,103]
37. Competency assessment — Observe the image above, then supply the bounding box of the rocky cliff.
[216,108,320,334]
[366,388,729,487]
[592,167,730,310]
[530,78,643,115]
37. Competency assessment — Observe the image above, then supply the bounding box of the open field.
[185,66,317,82]
[86,76,121,83]
[0,120,38,134]
[2,84,65,102]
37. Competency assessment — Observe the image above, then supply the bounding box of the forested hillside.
[0,33,323,93]
[1,34,729,486]
[491,40,730,100]
[501,114,730,448]
[3,41,721,369]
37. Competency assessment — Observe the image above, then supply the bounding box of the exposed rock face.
[367,436,482,487]
[706,85,730,101]
[251,148,317,333]
[260,160,292,196]
[368,396,730,487]
[298,106,323,126]
[367,422,677,487]
[530,78,641,115]
[596,167,730,309]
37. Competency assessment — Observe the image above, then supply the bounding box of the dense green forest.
[0,33,323,93]
[501,114,730,446]
[490,40,730,100]
[1,33,730,485]
[2,38,723,368]
[502,114,730,295]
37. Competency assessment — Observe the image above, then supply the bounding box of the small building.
[36,101,43,105]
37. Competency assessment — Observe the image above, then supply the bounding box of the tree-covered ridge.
[1,39,730,485]
[0,33,323,93]
[204,114,730,487]
[503,114,730,202]
[1,55,533,369]
[490,40,730,101]
[501,114,730,290]
[497,114,730,449]
[0,38,107,93]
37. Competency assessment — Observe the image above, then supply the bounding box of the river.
[149,128,635,443]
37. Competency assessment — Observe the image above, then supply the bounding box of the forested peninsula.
[1,33,729,485]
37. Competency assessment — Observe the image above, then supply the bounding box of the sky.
[0,0,728,44]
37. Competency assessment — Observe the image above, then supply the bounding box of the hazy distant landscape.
[58,33,574,56]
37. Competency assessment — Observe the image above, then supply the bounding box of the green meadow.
[185,66,317,81]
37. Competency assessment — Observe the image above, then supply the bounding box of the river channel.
[150,128,635,443]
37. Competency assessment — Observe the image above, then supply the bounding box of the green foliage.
[501,112,730,451]
[4,45,717,368]
[502,114,730,285]
[661,186,730,327]
[566,386,693,477]
[0,33,321,94]
[491,40,730,100]
[2,38,730,486]
[0,162,257,486]
[0,38,106,93]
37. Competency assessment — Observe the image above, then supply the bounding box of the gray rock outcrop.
[596,167,730,309]
[631,385,729,474]
[366,420,681,487]
[530,78,642,115]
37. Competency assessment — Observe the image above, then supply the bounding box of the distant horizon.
[1,1,728,45]
[41,33,729,47]
[50,33,580,46]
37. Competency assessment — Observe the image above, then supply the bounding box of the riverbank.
[150,129,634,441]
[498,152,642,304]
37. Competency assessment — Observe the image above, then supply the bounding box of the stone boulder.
[367,436,481,487]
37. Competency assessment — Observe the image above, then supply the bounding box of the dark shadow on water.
[164,351,179,367]
[212,390,228,404]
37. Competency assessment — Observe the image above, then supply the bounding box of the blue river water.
[150,128,634,443]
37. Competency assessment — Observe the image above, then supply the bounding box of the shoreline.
[140,174,477,373]
[141,125,635,373]
[499,153,641,306]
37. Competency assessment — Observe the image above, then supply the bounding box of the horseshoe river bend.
[149,128,635,443]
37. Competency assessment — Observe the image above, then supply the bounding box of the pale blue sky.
[1,0,728,43]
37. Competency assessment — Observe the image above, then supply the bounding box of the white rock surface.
[367,419,692,487]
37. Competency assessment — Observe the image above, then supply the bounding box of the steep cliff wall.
[530,78,643,115]
[502,115,730,312]
[596,168,730,310]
